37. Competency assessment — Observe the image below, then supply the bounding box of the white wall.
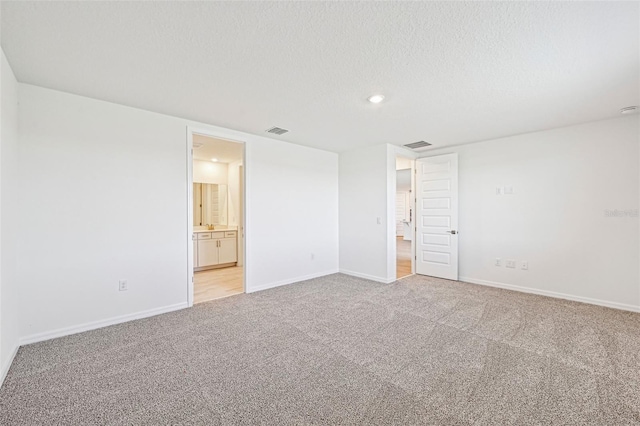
[339,144,395,282]
[396,157,412,170]
[246,139,338,290]
[227,159,243,265]
[0,50,20,382]
[396,169,411,192]
[339,144,416,283]
[193,160,228,184]
[17,84,339,342]
[227,159,242,227]
[422,116,640,310]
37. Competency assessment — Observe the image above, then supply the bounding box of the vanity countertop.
[193,228,237,233]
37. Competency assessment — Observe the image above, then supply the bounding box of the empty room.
[1,1,639,424]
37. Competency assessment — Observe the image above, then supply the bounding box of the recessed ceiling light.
[211,158,218,162]
[620,106,638,114]
[367,94,385,104]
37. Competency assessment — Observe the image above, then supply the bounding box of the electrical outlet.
[496,187,502,195]
[310,253,315,260]
[119,280,128,291]
[506,260,516,269]
[521,261,528,270]
[376,217,381,225]
[495,258,502,266]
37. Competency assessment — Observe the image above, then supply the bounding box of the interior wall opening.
[395,155,414,279]
[190,133,245,304]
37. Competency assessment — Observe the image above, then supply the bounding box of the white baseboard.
[0,344,19,387]
[19,302,189,346]
[246,269,339,294]
[339,269,396,284]
[460,276,640,313]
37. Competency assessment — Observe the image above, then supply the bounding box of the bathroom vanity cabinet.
[193,230,237,270]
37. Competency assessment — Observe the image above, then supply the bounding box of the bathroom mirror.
[193,183,228,226]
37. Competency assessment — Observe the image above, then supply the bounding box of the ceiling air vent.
[404,141,432,150]
[266,126,289,135]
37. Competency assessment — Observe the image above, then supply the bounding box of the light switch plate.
[119,280,128,291]
[506,260,516,269]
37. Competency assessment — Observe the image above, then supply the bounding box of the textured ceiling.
[192,134,243,164]
[2,1,638,153]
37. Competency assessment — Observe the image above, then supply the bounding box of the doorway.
[187,130,245,305]
[395,155,414,279]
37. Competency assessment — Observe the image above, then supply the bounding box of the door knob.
[447,230,457,235]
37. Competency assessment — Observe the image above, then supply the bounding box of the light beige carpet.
[1,273,639,424]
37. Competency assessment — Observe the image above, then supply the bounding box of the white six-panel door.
[415,154,459,280]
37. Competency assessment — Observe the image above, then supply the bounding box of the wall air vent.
[404,141,432,150]
[266,126,289,135]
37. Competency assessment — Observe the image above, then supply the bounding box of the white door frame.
[186,126,246,307]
